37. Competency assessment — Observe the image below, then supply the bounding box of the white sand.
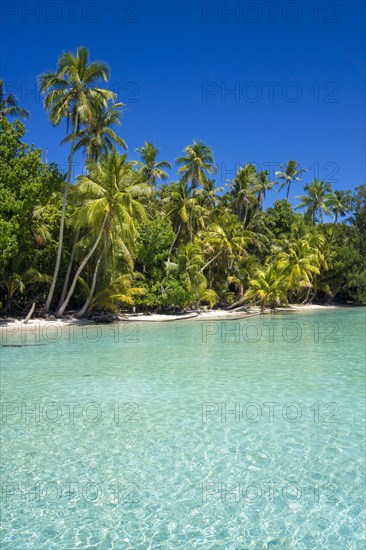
[0,304,348,334]
[0,304,344,332]
[123,310,258,322]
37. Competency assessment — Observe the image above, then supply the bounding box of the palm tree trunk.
[201,249,222,272]
[56,213,108,317]
[301,285,312,304]
[167,225,181,263]
[242,203,249,229]
[2,289,12,313]
[56,228,80,310]
[75,250,103,318]
[44,114,79,313]
[58,149,94,310]
[189,206,193,241]
[23,302,36,324]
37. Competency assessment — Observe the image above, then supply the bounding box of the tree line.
[1,47,365,317]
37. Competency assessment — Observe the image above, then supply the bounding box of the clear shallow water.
[0,309,365,549]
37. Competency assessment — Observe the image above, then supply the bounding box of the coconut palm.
[230,164,259,228]
[87,272,146,312]
[331,190,351,223]
[199,222,248,274]
[166,242,204,288]
[56,151,149,317]
[62,102,127,160]
[166,242,218,308]
[165,181,201,243]
[296,179,336,224]
[279,237,321,295]
[255,170,274,205]
[0,80,29,119]
[176,140,217,192]
[39,46,115,312]
[57,102,127,308]
[244,263,288,312]
[136,142,172,187]
[195,282,218,309]
[195,179,223,211]
[275,160,305,199]
[0,254,50,313]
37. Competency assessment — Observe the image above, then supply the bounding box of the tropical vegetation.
[1,48,365,317]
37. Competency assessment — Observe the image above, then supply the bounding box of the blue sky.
[1,0,365,207]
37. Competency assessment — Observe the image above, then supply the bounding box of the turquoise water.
[0,309,365,549]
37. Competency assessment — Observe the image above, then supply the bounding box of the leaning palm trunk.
[167,225,181,263]
[75,250,103,318]
[44,115,78,312]
[23,302,36,324]
[57,227,80,309]
[201,249,222,273]
[301,285,312,304]
[56,213,108,317]
[189,206,193,241]
[58,149,95,310]
[242,205,249,229]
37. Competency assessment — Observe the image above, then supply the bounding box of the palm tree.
[176,140,217,192]
[275,160,305,199]
[136,142,171,187]
[39,46,114,312]
[296,179,336,224]
[62,102,127,160]
[244,263,288,312]
[57,101,127,309]
[0,80,29,119]
[90,272,147,312]
[278,237,321,296]
[165,181,200,243]
[56,152,150,317]
[230,164,259,228]
[255,170,274,205]
[0,266,49,313]
[195,179,223,211]
[174,242,204,290]
[199,222,248,274]
[331,190,351,223]
[166,242,218,308]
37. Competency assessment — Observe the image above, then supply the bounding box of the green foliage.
[137,275,195,309]
[136,216,174,278]
[1,51,364,315]
[0,119,64,310]
[265,200,298,237]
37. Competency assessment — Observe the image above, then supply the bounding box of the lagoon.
[1,309,365,549]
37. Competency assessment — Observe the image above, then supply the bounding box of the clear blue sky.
[1,0,365,206]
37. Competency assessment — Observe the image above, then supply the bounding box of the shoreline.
[0,304,353,331]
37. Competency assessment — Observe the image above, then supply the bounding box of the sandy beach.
[0,304,343,333]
